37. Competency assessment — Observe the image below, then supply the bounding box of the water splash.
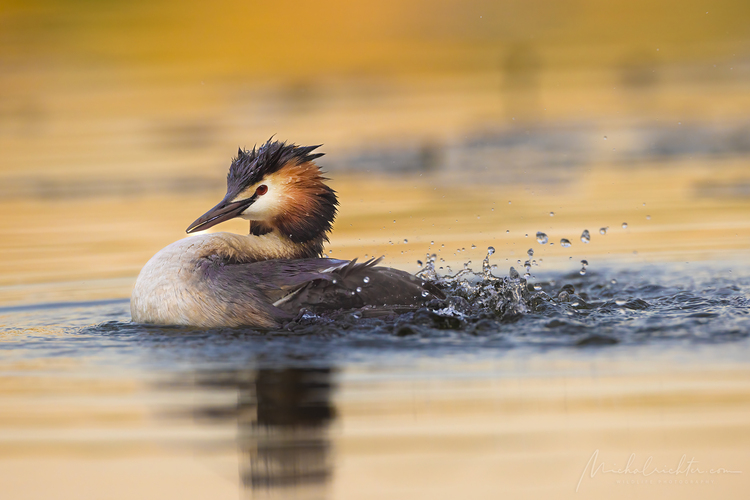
[482,247,497,280]
[416,253,438,281]
[296,225,750,348]
[413,246,538,323]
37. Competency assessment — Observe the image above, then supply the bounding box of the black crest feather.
[226,139,324,199]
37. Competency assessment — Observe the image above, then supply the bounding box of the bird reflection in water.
[190,366,336,499]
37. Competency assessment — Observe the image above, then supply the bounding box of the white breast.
[130,235,212,326]
[131,231,309,327]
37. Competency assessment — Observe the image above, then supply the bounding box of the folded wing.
[203,257,444,325]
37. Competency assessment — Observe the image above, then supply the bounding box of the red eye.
[256,185,268,196]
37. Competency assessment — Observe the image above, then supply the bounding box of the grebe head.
[186,140,338,244]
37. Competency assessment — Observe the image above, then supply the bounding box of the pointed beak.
[186,196,255,233]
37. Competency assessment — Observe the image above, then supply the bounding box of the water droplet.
[615,299,627,306]
[581,260,589,266]
[611,279,617,284]
[471,244,476,249]
[646,215,651,220]
[363,276,370,283]
[622,222,628,229]
[351,291,356,296]
[560,238,572,248]
[403,239,408,244]
[506,230,510,233]
[603,135,608,140]
[430,240,434,245]
[536,232,548,244]
[328,250,332,254]
[580,229,590,243]
[599,227,608,235]
[356,287,362,293]
[549,211,555,217]
[332,279,337,284]
[533,284,542,291]
[487,246,495,255]
[527,248,534,257]
[417,260,423,266]
[421,291,430,297]
[508,201,512,204]
[393,220,396,223]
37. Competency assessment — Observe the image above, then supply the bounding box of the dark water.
[2,262,748,368]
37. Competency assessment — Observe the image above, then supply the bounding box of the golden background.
[1,2,750,499]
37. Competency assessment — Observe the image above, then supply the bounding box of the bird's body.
[131,140,442,328]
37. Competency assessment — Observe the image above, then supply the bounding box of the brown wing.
[270,257,445,313]
[207,257,444,321]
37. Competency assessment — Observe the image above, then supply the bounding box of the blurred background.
[2,0,750,303]
[2,2,750,500]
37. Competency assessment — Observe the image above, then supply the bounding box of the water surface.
[2,257,749,499]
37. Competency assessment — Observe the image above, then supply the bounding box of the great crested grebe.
[131,139,444,328]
